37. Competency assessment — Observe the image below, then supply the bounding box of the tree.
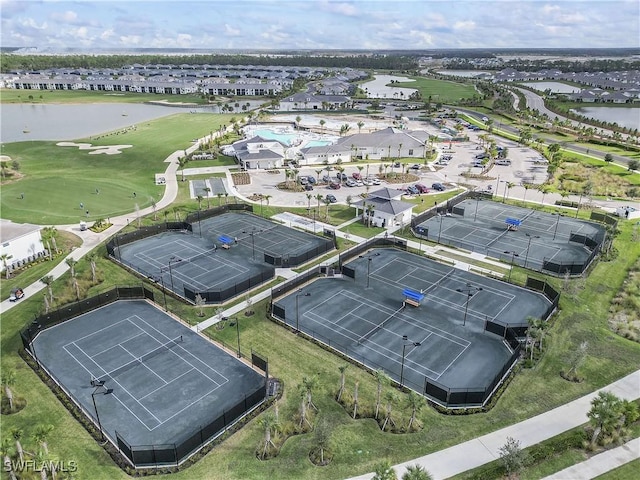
[306,193,313,210]
[402,464,433,480]
[629,159,639,171]
[315,169,323,183]
[41,275,54,305]
[298,385,312,428]
[357,121,365,134]
[196,194,203,210]
[373,370,390,419]
[86,252,98,283]
[319,119,326,133]
[32,424,54,455]
[323,198,331,219]
[177,156,189,182]
[203,187,211,209]
[313,418,332,465]
[258,412,279,459]
[499,437,527,479]
[1,253,12,279]
[295,115,301,129]
[381,390,398,431]
[1,438,17,480]
[604,153,613,162]
[302,375,319,412]
[65,257,77,277]
[1,370,16,411]
[588,391,623,447]
[352,380,359,419]
[337,364,348,402]
[10,428,24,463]
[522,184,531,203]
[406,390,425,431]
[372,460,397,480]
[315,193,323,212]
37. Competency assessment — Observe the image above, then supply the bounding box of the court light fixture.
[400,335,422,386]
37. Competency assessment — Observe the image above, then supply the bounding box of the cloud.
[542,4,561,14]
[0,0,31,17]
[51,10,78,23]
[224,23,241,36]
[453,20,476,31]
[318,1,358,17]
[100,29,115,41]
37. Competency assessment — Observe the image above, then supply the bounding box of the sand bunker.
[56,142,132,155]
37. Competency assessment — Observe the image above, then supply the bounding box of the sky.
[1,0,639,51]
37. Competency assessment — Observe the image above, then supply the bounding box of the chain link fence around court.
[270,302,522,408]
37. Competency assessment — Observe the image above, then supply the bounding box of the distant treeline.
[0,53,418,72]
[446,58,640,73]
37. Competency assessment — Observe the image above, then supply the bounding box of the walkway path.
[541,437,640,480]
[346,370,640,480]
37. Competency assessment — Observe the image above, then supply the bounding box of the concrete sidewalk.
[347,370,640,480]
[541,437,640,480]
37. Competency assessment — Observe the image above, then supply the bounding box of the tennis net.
[99,335,183,380]
[357,306,404,345]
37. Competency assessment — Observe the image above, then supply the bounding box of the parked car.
[410,164,421,170]
[475,153,488,160]
[436,159,449,165]
[299,176,308,185]
[336,173,348,181]
[362,179,373,186]
[322,174,331,183]
[307,176,316,184]
[352,172,362,180]
[345,179,357,187]
[415,184,429,193]
[406,185,420,195]
[371,178,381,185]
[355,180,364,187]
[432,182,446,191]
[325,194,337,203]
[394,162,401,167]
[9,288,24,302]
[304,184,313,191]
[472,161,485,168]
[495,159,512,166]
[329,182,341,190]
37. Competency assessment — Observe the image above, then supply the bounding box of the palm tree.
[406,391,425,431]
[1,370,16,411]
[306,193,313,210]
[522,184,531,204]
[295,115,302,129]
[381,390,398,431]
[203,187,211,208]
[315,169,323,183]
[65,257,77,277]
[315,193,323,212]
[258,412,279,459]
[32,424,54,455]
[366,204,375,227]
[262,194,272,217]
[337,364,348,402]
[298,385,312,428]
[504,182,515,202]
[372,460,397,480]
[71,275,80,301]
[1,253,12,279]
[352,381,359,419]
[177,156,189,182]
[41,275,54,305]
[319,119,326,133]
[323,198,331,220]
[1,438,17,480]
[588,391,622,447]
[357,121,364,134]
[373,370,389,419]
[10,428,24,463]
[302,376,319,412]
[402,464,433,480]
[196,195,203,211]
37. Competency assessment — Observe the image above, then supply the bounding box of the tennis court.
[31,300,266,466]
[118,230,274,302]
[198,211,333,265]
[273,249,551,404]
[415,199,606,274]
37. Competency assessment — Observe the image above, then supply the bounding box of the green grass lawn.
[595,459,640,479]
[0,113,235,224]
[390,76,477,103]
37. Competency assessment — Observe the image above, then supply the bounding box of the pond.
[570,106,640,130]
[436,70,492,78]
[360,74,417,99]
[526,82,581,94]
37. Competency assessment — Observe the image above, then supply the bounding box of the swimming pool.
[305,140,332,147]
[250,128,298,145]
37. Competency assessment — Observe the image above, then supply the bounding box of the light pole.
[91,383,112,442]
[474,193,480,222]
[501,181,509,203]
[495,175,500,195]
[553,213,564,240]
[504,251,519,282]
[242,228,261,260]
[400,335,421,386]
[224,317,241,357]
[168,256,181,293]
[28,320,41,362]
[523,234,540,269]
[295,289,311,333]
[455,283,483,326]
[156,276,168,311]
[437,213,444,243]
[358,252,380,289]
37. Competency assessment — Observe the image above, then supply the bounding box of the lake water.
[526,82,581,94]
[570,107,640,130]
[436,70,492,78]
[360,75,417,99]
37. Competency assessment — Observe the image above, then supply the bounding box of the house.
[351,187,414,229]
[333,127,428,160]
[298,144,353,166]
[278,93,350,111]
[0,220,46,275]
[231,136,285,170]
